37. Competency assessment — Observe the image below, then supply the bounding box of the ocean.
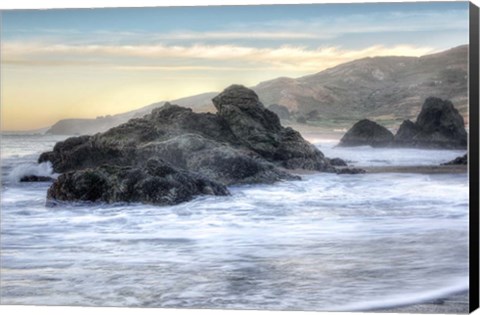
[0,134,469,311]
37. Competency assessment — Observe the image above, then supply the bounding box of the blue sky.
[3,2,469,48]
[0,1,470,130]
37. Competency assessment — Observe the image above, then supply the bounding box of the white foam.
[316,141,467,167]
[333,278,469,311]
[7,161,55,183]
[0,135,470,309]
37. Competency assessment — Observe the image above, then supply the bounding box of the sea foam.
[7,161,55,183]
[333,278,468,311]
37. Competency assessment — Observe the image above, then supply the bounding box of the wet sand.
[363,164,468,174]
[289,165,467,176]
[379,291,469,313]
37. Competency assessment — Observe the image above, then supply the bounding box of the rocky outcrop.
[47,159,229,206]
[441,154,467,165]
[40,85,334,206]
[339,97,467,149]
[394,120,421,144]
[393,97,467,149]
[338,119,394,147]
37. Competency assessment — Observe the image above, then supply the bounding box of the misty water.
[0,134,469,311]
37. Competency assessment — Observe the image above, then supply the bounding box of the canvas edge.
[469,1,480,313]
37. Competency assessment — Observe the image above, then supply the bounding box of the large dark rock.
[40,85,333,206]
[393,97,467,149]
[338,119,394,147]
[213,85,331,171]
[212,85,283,158]
[47,159,229,206]
[38,135,129,173]
[394,120,421,144]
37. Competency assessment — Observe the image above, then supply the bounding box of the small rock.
[20,175,54,182]
[441,154,467,165]
[339,119,394,147]
[329,157,348,166]
[336,167,366,175]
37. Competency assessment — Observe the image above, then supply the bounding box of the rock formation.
[441,154,468,165]
[46,159,229,206]
[339,97,467,149]
[328,157,348,167]
[393,97,467,149]
[40,85,335,206]
[338,119,394,147]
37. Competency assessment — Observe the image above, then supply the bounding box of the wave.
[334,278,468,311]
[7,162,55,183]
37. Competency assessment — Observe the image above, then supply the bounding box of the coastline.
[2,133,469,310]
[289,164,468,176]
[363,165,468,174]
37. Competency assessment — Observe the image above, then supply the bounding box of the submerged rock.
[393,97,467,149]
[338,119,394,147]
[40,85,332,206]
[20,175,54,182]
[335,167,366,175]
[441,154,468,165]
[328,157,348,167]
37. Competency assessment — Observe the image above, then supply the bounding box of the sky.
[0,1,470,131]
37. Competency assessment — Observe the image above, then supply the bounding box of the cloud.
[3,41,436,73]
[112,65,262,71]
[153,31,321,40]
[165,9,468,45]
[4,8,467,46]
[6,29,325,43]
[235,9,469,35]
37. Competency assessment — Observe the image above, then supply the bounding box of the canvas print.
[0,1,475,313]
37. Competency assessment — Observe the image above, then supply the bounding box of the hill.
[254,45,468,128]
[46,92,217,135]
[46,45,468,135]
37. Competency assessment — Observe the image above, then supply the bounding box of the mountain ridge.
[45,44,468,135]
